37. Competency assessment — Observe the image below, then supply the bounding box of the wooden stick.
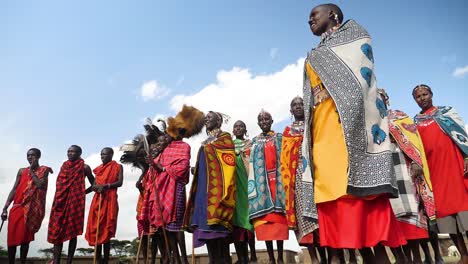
[0,220,4,232]
[136,232,144,264]
[93,194,102,264]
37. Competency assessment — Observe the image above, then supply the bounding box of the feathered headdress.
[167,105,205,139]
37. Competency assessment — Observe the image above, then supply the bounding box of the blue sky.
[1,0,467,256]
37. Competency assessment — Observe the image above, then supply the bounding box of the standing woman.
[232,120,257,264]
[249,110,288,264]
[2,148,52,264]
[184,110,237,264]
[413,84,468,263]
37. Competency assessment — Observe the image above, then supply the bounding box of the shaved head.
[313,3,344,23]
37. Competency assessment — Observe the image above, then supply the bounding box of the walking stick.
[0,220,4,232]
[93,194,103,264]
[136,232,144,263]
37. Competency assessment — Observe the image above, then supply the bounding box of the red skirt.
[398,221,428,240]
[8,205,34,247]
[254,213,289,241]
[318,196,407,248]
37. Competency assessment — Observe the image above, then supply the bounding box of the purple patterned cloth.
[166,181,186,232]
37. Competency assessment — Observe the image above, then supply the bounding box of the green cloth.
[233,138,253,231]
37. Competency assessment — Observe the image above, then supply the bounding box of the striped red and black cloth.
[47,159,86,244]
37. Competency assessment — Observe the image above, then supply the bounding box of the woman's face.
[232,121,247,138]
[257,113,273,133]
[413,88,433,111]
[290,97,304,120]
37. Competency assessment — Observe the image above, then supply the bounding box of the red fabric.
[397,221,428,240]
[22,166,49,234]
[7,168,35,246]
[417,106,468,218]
[137,170,154,235]
[265,139,277,202]
[317,196,407,248]
[48,159,86,244]
[299,233,314,245]
[150,140,190,229]
[85,161,121,246]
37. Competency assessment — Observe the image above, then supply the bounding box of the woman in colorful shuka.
[85,147,123,264]
[301,4,406,263]
[184,110,236,264]
[48,145,95,264]
[2,148,52,264]
[378,89,436,264]
[413,84,468,263]
[232,120,257,264]
[281,97,326,264]
[248,110,288,264]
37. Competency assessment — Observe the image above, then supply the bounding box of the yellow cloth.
[306,62,349,203]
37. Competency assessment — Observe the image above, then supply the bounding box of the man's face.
[27,150,39,165]
[100,149,113,164]
[67,146,81,161]
[205,112,220,131]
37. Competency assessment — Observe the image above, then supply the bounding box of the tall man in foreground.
[299,4,405,263]
[48,145,95,264]
[85,147,123,264]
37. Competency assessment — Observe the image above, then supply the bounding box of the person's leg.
[428,231,443,263]
[177,232,189,264]
[265,241,276,264]
[103,243,111,264]
[234,241,248,264]
[7,246,16,264]
[220,238,232,264]
[168,232,181,264]
[248,236,258,262]
[150,235,158,264]
[317,245,327,264]
[359,247,376,264]
[348,249,357,264]
[276,240,284,264]
[19,243,29,264]
[67,237,77,264]
[96,245,103,264]
[402,244,412,263]
[327,248,340,264]
[53,243,63,264]
[420,239,434,264]
[409,240,423,264]
[373,245,391,264]
[306,245,320,264]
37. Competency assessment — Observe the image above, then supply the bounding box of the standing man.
[299,4,405,262]
[48,145,95,264]
[85,147,123,264]
[2,148,52,264]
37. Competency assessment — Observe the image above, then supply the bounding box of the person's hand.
[190,167,195,175]
[410,162,423,178]
[154,163,164,172]
[1,209,7,221]
[145,155,154,166]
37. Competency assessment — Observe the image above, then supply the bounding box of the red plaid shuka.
[48,159,86,244]
[23,166,51,233]
[150,140,190,229]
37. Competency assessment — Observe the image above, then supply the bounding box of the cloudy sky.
[1,0,467,257]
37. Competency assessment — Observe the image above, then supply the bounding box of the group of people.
[2,3,468,264]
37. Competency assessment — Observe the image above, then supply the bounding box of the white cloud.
[453,65,468,78]
[171,58,304,140]
[270,48,279,59]
[140,80,170,101]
